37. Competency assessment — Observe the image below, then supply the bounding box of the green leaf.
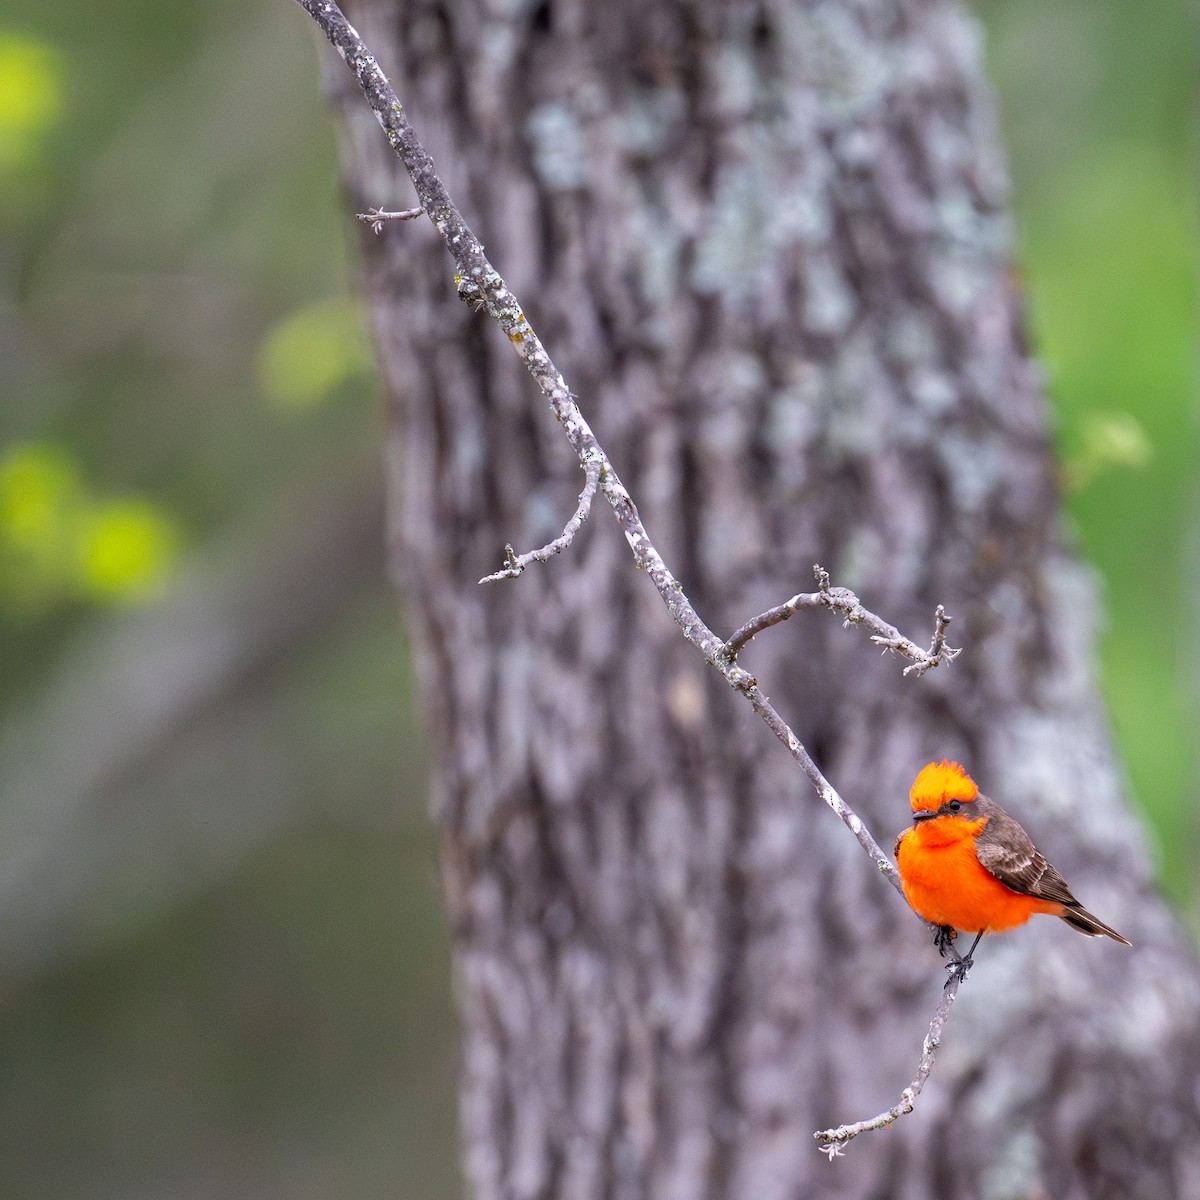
[256,296,373,410]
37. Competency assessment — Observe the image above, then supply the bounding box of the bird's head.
[910,759,980,822]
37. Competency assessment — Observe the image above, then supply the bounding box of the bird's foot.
[933,925,958,959]
[940,931,983,989]
[943,952,974,989]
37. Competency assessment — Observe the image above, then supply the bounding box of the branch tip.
[356,205,423,233]
[812,970,963,1153]
[479,461,601,584]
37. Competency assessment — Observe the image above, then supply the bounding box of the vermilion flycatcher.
[895,760,1131,980]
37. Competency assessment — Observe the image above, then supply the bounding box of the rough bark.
[321,0,1200,1196]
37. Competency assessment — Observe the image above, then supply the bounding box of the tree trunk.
[326,0,1200,1195]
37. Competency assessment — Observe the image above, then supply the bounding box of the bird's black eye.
[948,800,962,812]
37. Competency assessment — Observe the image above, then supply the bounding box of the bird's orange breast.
[896,817,1061,934]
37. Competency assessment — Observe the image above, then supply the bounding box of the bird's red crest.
[910,760,978,812]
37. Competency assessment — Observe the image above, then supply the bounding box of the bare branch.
[815,972,962,1157]
[295,0,964,1152]
[293,1,746,674]
[812,565,961,674]
[723,564,961,676]
[869,599,961,677]
[479,458,601,583]
[297,0,904,889]
[357,205,423,233]
[723,591,826,659]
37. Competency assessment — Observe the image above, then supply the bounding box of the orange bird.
[895,760,1131,980]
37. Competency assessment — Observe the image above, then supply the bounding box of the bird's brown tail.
[1059,904,1132,946]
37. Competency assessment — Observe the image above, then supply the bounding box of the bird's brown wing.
[972,795,1079,904]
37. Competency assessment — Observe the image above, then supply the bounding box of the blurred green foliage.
[0,1,455,1196]
[0,442,177,610]
[257,295,374,410]
[0,31,62,173]
[978,0,1198,908]
[0,0,1193,1196]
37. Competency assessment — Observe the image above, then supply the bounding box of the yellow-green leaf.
[75,499,177,605]
[257,296,373,410]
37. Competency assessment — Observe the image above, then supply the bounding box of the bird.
[894,760,1131,983]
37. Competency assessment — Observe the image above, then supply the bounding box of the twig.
[870,602,959,678]
[479,458,601,583]
[357,205,423,233]
[725,564,960,676]
[814,972,962,1158]
[723,590,826,659]
[295,0,961,1151]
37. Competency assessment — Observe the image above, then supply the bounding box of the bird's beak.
[912,810,937,822]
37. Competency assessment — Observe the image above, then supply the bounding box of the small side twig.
[725,564,961,679]
[357,205,423,233]
[869,599,959,678]
[814,971,962,1158]
[479,458,601,583]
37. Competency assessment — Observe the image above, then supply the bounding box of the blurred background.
[0,0,1193,1196]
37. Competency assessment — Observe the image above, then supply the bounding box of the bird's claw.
[933,925,974,987]
[933,925,958,959]
[943,954,973,989]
